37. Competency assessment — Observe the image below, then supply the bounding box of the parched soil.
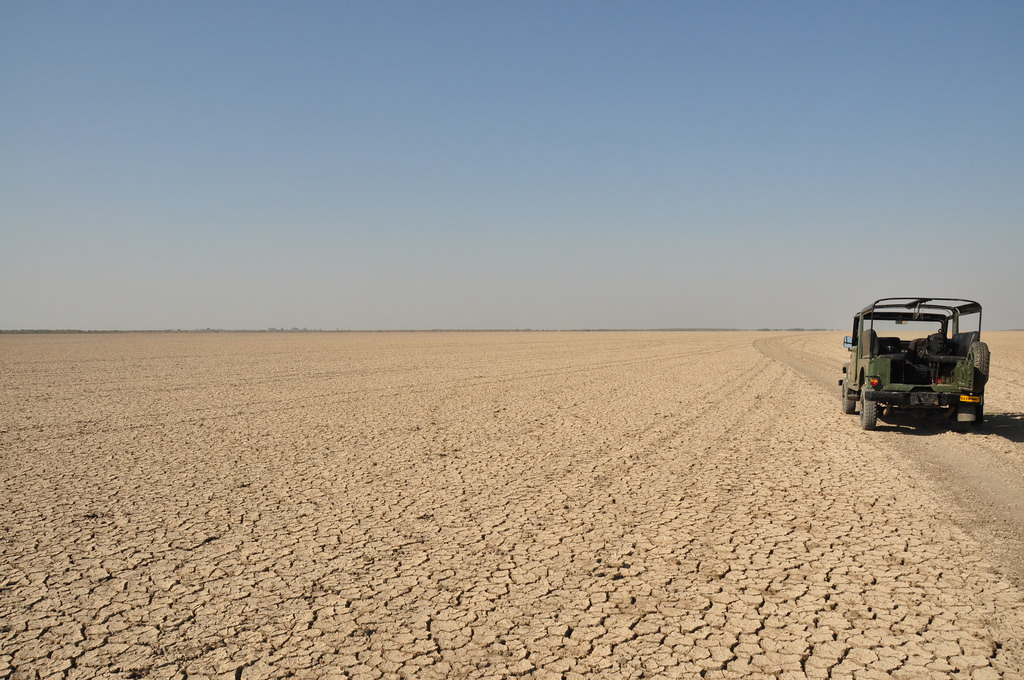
[2,331,1023,679]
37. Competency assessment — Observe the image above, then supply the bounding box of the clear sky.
[3,2,1022,330]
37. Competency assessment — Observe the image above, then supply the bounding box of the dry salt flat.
[2,330,1023,679]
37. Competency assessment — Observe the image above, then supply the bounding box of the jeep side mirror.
[843,336,855,349]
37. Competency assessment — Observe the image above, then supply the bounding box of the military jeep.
[840,298,989,430]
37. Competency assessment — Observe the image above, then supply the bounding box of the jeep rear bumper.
[862,390,979,407]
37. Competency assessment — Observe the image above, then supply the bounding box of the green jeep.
[840,298,990,430]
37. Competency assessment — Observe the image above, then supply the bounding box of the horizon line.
[0,327,843,334]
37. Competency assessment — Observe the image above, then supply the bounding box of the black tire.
[860,390,878,430]
[841,380,857,414]
[973,401,985,428]
[969,341,990,388]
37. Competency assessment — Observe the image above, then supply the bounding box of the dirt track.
[2,331,1023,679]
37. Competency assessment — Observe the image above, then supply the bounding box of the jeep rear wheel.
[860,390,878,430]
[973,401,985,428]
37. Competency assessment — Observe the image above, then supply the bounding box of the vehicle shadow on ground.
[873,411,1024,441]
[981,413,1024,443]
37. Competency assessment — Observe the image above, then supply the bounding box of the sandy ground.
[2,330,1023,680]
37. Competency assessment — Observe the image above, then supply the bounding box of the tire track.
[755,332,1024,589]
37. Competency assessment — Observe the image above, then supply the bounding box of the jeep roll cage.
[851,298,982,348]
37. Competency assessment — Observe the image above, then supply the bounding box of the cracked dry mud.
[2,331,1023,679]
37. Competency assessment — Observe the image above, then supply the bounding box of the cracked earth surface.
[2,331,1023,679]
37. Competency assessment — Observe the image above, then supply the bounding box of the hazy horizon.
[3,3,1022,331]
[0,326,845,334]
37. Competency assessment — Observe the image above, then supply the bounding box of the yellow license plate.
[960,395,981,403]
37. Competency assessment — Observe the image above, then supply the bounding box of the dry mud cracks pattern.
[2,331,1024,679]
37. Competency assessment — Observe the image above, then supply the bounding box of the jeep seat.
[861,329,878,356]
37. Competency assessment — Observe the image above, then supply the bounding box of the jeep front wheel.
[841,380,857,414]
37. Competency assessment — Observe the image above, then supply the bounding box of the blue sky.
[3,2,1022,330]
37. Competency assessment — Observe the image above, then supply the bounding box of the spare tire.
[969,341,990,388]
